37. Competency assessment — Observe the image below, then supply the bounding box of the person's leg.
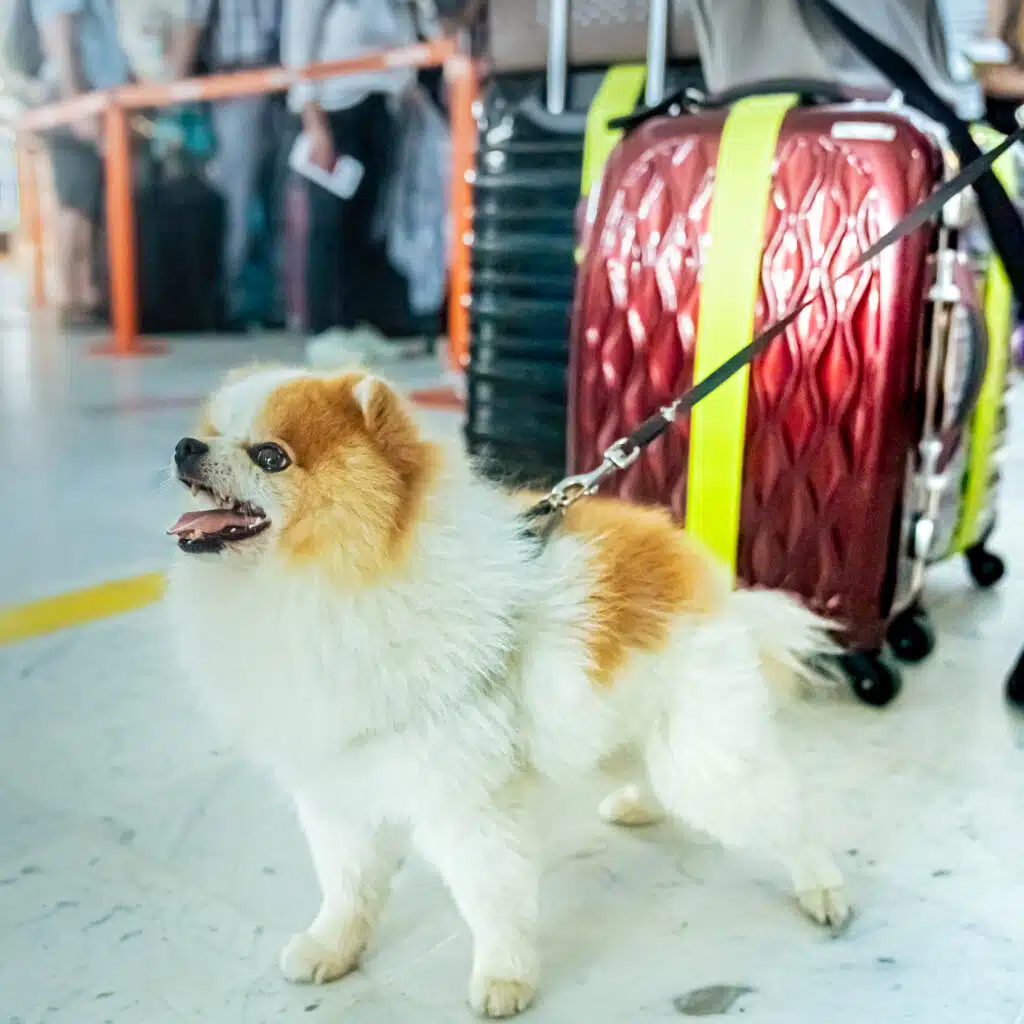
[45,131,104,322]
[305,173,345,336]
[305,99,414,366]
[209,96,267,322]
[44,134,77,314]
[303,104,364,336]
[72,211,100,314]
[342,93,393,316]
[51,205,78,315]
[327,103,374,331]
[263,96,293,328]
[334,93,428,359]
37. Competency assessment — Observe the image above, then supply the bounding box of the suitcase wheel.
[839,650,902,708]
[886,603,936,664]
[966,544,1006,589]
[1007,649,1024,708]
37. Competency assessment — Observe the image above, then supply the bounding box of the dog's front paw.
[279,931,360,985]
[796,885,852,933]
[470,976,537,1018]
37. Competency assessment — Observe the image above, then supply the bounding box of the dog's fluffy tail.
[727,588,841,699]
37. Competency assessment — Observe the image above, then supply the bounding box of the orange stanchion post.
[445,49,478,372]
[93,104,164,357]
[16,141,45,308]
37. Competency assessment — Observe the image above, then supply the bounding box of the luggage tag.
[289,133,365,200]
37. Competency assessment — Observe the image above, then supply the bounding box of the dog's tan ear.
[351,375,424,470]
[353,374,406,432]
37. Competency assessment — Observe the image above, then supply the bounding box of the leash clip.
[547,440,640,510]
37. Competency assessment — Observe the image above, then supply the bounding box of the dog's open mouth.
[168,482,271,554]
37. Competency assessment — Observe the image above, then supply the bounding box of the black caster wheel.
[840,651,902,707]
[886,604,936,664]
[966,545,1006,588]
[1007,649,1024,708]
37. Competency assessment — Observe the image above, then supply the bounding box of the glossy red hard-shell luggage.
[569,104,946,654]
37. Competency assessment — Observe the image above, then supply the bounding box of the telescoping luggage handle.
[545,0,671,115]
[523,119,1024,529]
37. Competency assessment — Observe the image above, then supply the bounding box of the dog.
[167,365,850,1018]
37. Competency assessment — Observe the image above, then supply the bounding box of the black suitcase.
[136,167,227,334]
[465,63,703,487]
[465,70,593,487]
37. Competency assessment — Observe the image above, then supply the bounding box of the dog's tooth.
[190,485,199,498]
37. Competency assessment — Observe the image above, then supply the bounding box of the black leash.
[523,119,1024,534]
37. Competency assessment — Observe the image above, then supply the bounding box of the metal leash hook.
[545,438,641,511]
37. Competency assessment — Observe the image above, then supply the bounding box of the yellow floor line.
[0,572,167,647]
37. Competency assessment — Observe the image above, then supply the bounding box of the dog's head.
[169,366,438,582]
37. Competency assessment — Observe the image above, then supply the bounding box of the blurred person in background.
[170,0,282,330]
[283,0,420,365]
[942,0,1024,131]
[973,0,1024,132]
[33,0,130,326]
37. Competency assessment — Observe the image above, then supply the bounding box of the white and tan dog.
[167,366,850,1018]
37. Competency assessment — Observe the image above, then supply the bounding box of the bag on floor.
[568,8,1002,704]
[136,165,226,333]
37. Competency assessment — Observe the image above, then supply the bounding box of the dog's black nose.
[175,437,209,468]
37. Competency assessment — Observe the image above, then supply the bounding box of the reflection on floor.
[2,310,1023,1023]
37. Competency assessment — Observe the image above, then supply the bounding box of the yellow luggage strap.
[953,125,1015,553]
[581,65,648,198]
[685,94,797,576]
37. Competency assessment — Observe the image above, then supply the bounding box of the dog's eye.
[250,443,291,473]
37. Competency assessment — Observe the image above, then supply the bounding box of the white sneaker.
[305,326,426,370]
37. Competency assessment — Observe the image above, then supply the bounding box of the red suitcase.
[568,94,988,702]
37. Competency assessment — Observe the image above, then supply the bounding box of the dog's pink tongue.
[168,510,252,537]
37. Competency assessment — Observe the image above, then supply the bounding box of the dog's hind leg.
[642,634,850,931]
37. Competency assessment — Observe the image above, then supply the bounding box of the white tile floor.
[2,294,1024,1023]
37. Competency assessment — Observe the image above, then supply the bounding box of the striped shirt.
[185,0,281,68]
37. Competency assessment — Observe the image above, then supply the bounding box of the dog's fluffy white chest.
[166,554,536,814]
